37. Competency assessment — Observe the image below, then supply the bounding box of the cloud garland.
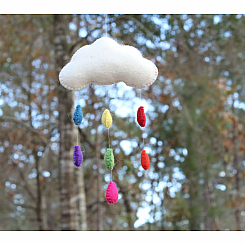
[59,37,158,90]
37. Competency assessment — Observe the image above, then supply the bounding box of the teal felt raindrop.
[73,105,83,125]
[104,148,114,170]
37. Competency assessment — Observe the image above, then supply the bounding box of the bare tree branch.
[0,116,49,145]
[0,116,58,146]
[78,127,104,159]
[116,15,153,38]
[18,168,37,202]
[13,203,37,211]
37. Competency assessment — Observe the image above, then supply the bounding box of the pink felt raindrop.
[105,181,118,204]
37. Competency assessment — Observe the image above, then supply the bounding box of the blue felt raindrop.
[73,105,83,125]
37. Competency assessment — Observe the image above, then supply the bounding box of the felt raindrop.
[104,148,114,170]
[74,145,83,167]
[141,150,150,170]
[137,106,146,127]
[102,109,112,128]
[73,105,83,125]
[105,181,118,204]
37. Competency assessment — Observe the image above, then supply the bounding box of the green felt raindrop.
[104,148,114,170]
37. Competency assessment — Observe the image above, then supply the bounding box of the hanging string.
[108,128,110,148]
[105,14,108,37]
[77,126,79,145]
[106,87,108,106]
[139,89,144,148]
[111,170,112,181]
[106,86,111,149]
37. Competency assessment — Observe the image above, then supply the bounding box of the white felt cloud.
[59,37,158,90]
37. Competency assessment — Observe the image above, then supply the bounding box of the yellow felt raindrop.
[102,109,112,128]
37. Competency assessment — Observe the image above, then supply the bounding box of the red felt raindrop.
[137,106,146,127]
[141,150,150,170]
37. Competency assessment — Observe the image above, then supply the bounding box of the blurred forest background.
[0,14,245,231]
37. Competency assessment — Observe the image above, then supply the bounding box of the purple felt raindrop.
[74,145,83,167]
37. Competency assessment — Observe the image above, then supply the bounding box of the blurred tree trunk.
[73,14,87,231]
[46,146,56,230]
[53,14,78,230]
[34,152,43,231]
[208,181,220,230]
[202,186,213,230]
[232,97,241,231]
[95,126,102,230]
[202,163,220,230]
[74,165,87,230]
[186,124,199,230]
[53,14,87,231]
[28,53,43,230]
[114,176,135,230]
[89,85,103,230]
[45,95,56,230]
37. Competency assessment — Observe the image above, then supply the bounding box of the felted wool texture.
[74,145,83,167]
[73,105,83,125]
[104,148,114,170]
[141,150,150,170]
[137,106,146,127]
[59,37,158,91]
[101,109,112,129]
[105,181,118,204]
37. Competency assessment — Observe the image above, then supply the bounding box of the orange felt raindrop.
[141,150,150,170]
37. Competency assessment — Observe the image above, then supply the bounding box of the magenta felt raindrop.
[105,181,118,204]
